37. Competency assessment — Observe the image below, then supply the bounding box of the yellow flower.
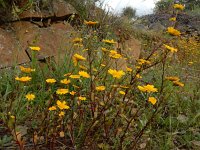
[173,4,185,10]
[59,111,65,117]
[73,38,83,43]
[138,59,151,65]
[101,64,106,67]
[49,106,57,111]
[188,62,193,65]
[73,54,86,60]
[29,46,40,51]
[69,75,80,79]
[72,54,86,66]
[138,84,158,93]
[108,69,125,79]
[101,47,109,52]
[15,76,31,82]
[126,67,132,72]
[173,81,184,87]
[95,86,106,91]
[59,131,65,137]
[20,66,35,73]
[164,44,178,52]
[25,93,35,101]
[56,100,70,110]
[109,50,122,59]
[136,74,142,79]
[119,91,125,95]
[84,20,98,25]
[79,71,90,78]
[60,79,71,84]
[136,66,141,69]
[148,97,157,105]
[56,89,69,95]
[167,27,181,36]
[102,39,116,44]
[165,76,180,81]
[78,96,86,101]
[169,17,176,21]
[10,115,15,119]
[70,91,76,95]
[46,78,56,83]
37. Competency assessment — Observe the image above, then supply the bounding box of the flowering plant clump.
[2,3,197,149]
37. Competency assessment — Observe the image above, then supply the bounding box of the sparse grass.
[0,2,200,150]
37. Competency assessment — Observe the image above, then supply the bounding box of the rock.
[133,23,148,31]
[148,22,165,32]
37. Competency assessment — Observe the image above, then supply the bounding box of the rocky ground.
[133,12,200,39]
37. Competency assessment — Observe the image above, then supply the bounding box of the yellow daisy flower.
[95,86,106,91]
[25,93,35,101]
[46,78,56,84]
[148,97,157,105]
[78,96,86,101]
[108,69,125,79]
[20,66,35,73]
[79,71,90,78]
[49,106,57,111]
[29,46,41,51]
[56,89,69,95]
[56,100,70,110]
[138,84,158,93]
[15,76,31,82]
[173,4,185,10]
[60,79,71,84]
[167,27,181,36]
[119,91,125,95]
